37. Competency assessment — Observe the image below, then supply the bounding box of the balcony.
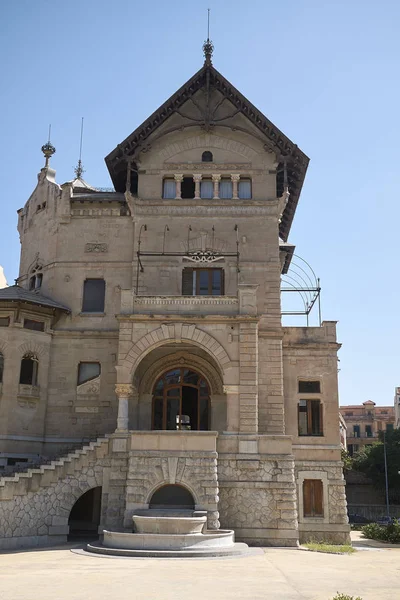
[18,384,40,399]
[120,285,258,317]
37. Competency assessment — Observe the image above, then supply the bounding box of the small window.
[19,353,39,386]
[219,178,232,199]
[24,319,45,332]
[298,400,323,436]
[77,362,101,385]
[181,177,195,199]
[303,479,323,517]
[353,425,360,437]
[163,179,176,199]
[182,268,224,296]
[386,423,394,432]
[365,424,373,437]
[82,279,105,313]
[35,273,43,289]
[29,276,36,291]
[238,179,251,199]
[202,151,213,162]
[0,317,9,327]
[298,381,321,394]
[200,179,213,199]
[0,352,3,384]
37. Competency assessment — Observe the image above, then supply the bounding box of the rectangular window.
[181,177,195,199]
[200,179,213,199]
[82,279,105,313]
[365,425,372,437]
[353,425,360,438]
[182,268,224,296]
[303,479,323,517]
[23,319,45,332]
[238,179,251,199]
[298,400,323,436]
[219,179,232,199]
[298,380,321,394]
[386,423,394,432]
[77,362,101,385]
[163,179,176,199]
[0,317,9,327]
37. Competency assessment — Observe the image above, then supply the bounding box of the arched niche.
[149,484,195,509]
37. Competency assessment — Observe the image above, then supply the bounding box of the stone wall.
[218,453,299,547]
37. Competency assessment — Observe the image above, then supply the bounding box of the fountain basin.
[102,528,235,550]
[133,514,206,535]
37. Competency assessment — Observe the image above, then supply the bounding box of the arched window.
[202,151,213,162]
[0,352,3,384]
[19,353,39,386]
[152,368,210,431]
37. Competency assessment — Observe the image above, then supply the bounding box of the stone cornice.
[283,342,342,351]
[117,314,259,323]
[131,198,278,217]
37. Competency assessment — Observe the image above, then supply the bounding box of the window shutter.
[313,480,324,516]
[303,480,312,517]
[182,268,194,296]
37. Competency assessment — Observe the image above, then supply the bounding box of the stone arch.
[160,132,261,162]
[138,351,224,396]
[18,341,47,358]
[145,478,200,507]
[52,467,104,527]
[119,325,230,384]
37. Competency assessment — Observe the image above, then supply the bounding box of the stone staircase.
[0,435,110,501]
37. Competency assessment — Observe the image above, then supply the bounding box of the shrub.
[332,594,363,600]
[361,519,400,543]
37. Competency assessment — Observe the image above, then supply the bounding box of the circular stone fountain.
[86,510,249,558]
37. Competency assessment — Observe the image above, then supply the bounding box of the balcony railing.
[131,295,239,316]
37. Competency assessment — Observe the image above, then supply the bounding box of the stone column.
[193,174,202,200]
[115,384,134,431]
[212,174,221,199]
[231,174,240,199]
[174,174,183,199]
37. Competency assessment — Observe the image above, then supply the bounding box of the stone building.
[0,43,349,549]
[394,387,400,428]
[340,401,395,456]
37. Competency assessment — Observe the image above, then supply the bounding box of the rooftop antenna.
[41,124,56,168]
[203,8,214,65]
[74,117,85,179]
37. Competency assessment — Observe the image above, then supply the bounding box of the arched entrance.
[152,368,210,430]
[68,487,102,540]
[149,484,195,509]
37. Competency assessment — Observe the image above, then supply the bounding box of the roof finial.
[41,124,56,168]
[74,117,85,179]
[202,8,214,65]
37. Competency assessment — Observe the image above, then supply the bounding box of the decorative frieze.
[85,242,108,253]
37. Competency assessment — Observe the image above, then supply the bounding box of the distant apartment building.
[340,401,395,456]
[339,412,347,450]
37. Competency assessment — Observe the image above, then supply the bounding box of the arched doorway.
[68,487,102,540]
[152,368,210,430]
[150,484,195,509]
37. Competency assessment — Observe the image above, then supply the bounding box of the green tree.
[352,429,400,494]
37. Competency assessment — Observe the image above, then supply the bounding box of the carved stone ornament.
[184,250,224,264]
[115,383,134,398]
[85,242,108,253]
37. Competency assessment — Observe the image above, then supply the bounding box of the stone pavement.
[0,540,399,600]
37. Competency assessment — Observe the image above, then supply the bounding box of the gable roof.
[0,285,70,312]
[105,61,309,241]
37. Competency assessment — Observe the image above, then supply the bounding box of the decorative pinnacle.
[74,117,85,179]
[41,124,55,168]
[203,8,213,65]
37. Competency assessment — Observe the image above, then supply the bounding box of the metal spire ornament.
[41,124,56,168]
[74,117,85,179]
[203,8,214,65]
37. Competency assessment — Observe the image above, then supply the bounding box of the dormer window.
[202,151,213,162]
[29,272,43,290]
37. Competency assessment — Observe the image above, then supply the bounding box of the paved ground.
[0,535,399,600]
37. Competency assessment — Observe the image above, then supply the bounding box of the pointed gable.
[105,62,309,241]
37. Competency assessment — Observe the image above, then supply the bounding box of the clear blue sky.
[0,0,399,406]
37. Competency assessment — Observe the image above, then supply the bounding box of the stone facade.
[0,50,349,548]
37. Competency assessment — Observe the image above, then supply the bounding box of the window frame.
[81,278,106,314]
[162,178,176,199]
[182,268,225,296]
[298,399,323,436]
[77,362,101,386]
[23,319,45,332]
[19,354,39,386]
